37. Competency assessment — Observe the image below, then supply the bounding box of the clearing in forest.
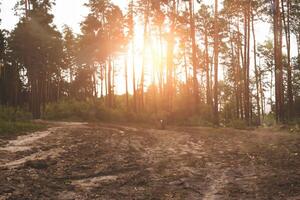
[0,122,299,200]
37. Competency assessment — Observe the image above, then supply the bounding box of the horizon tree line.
[0,0,300,125]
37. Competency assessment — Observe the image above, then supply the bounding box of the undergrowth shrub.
[0,107,44,136]
[44,99,184,124]
[0,121,44,135]
[228,119,248,130]
[44,99,127,122]
[0,106,32,121]
[44,99,258,130]
[185,115,213,127]
[262,113,276,127]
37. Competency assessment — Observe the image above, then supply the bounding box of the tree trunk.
[105,63,108,99]
[189,0,199,111]
[107,57,112,108]
[132,42,137,112]
[100,64,104,98]
[281,0,293,119]
[258,63,265,120]
[93,65,97,98]
[213,0,219,125]
[243,3,251,125]
[239,45,244,120]
[230,23,239,119]
[251,10,261,125]
[274,0,284,123]
[165,0,176,112]
[205,28,212,106]
[140,0,150,111]
[125,55,129,111]
[112,61,115,108]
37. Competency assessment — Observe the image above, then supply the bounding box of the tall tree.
[281,0,293,119]
[11,0,64,118]
[196,5,213,107]
[62,26,77,97]
[82,0,125,107]
[189,0,199,111]
[273,0,284,123]
[213,0,219,125]
[128,0,137,112]
[251,9,261,125]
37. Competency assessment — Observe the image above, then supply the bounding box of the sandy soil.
[0,122,299,200]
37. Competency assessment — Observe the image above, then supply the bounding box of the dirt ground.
[0,122,299,200]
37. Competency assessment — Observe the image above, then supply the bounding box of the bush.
[0,106,32,121]
[0,120,45,136]
[44,99,181,125]
[262,113,276,127]
[0,106,45,136]
[43,99,215,127]
[44,99,128,122]
[182,115,212,127]
[228,119,248,130]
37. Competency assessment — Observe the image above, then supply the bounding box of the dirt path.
[0,122,299,200]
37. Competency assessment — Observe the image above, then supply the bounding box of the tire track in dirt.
[0,122,91,200]
[0,122,299,199]
[0,122,87,169]
[0,127,59,153]
[202,169,229,200]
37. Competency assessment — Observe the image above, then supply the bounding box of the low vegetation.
[42,99,212,126]
[0,106,45,138]
[43,99,300,131]
[0,121,45,138]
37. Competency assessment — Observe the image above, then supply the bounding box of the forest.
[0,0,300,199]
[0,0,300,127]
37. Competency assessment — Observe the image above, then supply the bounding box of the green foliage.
[288,122,300,134]
[44,99,125,122]
[0,106,32,121]
[44,99,164,124]
[176,103,213,126]
[0,0,298,127]
[9,0,64,118]
[228,119,248,130]
[0,120,45,136]
[0,106,44,136]
[45,99,99,121]
[43,99,215,126]
[180,115,213,127]
[263,113,276,127]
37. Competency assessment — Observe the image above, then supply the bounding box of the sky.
[0,0,127,33]
[0,0,275,43]
[0,0,275,55]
